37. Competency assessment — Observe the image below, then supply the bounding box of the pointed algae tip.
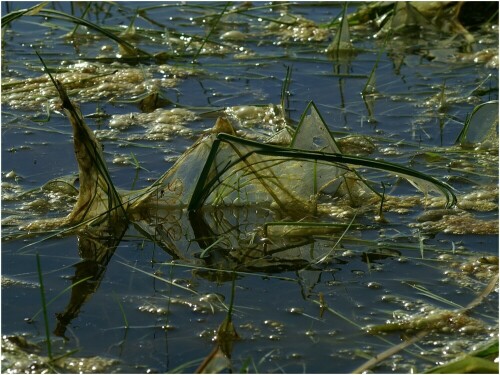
[213,117,237,135]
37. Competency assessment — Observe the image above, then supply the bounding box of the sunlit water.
[2,2,498,373]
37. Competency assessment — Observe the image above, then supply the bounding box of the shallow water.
[1,2,498,373]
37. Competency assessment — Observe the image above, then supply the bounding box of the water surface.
[2,2,498,373]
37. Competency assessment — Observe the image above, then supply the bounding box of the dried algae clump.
[446,256,499,285]
[1,335,119,374]
[413,211,498,235]
[366,308,486,335]
[265,14,330,42]
[109,107,197,140]
[1,62,185,110]
[458,187,498,212]
[223,104,288,140]
[23,79,126,231]
[1,276,39,289]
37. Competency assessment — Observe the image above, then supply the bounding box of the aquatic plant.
[27,75,456,234]
[457,100,499,148]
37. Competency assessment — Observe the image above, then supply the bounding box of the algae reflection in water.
[1,2,498,373]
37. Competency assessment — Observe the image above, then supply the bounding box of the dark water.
[2,2,498,373]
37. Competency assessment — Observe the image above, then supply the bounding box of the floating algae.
[365,308,486,335]
[21,77,456,238]
[265,13,330,43]
[8,77,462,300]
[1,61,199,111]
[2,4,497,373]
[1,335,119,374]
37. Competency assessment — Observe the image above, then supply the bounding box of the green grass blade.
[36,253,53,360]
[280,65,292,114]
[188,137,223,211]
[1,2,48,27]
[112,292,129,329]
[35,9,151,57]
[216,133,457,207]
[192,2,229,61]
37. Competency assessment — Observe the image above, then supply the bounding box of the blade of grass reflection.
[118,261,199,295]
[157,262,299,283]
[30,276,93,322]
[314,212,358,264]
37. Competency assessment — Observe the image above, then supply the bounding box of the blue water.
[2,2,498,373]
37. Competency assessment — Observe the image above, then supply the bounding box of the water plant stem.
[36,252,53,360]
[192,2,229,62]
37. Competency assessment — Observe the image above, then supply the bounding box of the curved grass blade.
[34,9,151,57]
[188,131,457,211]
[1,2,48,27]
[192,2,230,61]
[457,100,499,146]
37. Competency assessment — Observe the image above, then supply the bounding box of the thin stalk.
[68,2,91,37]
[419,231,425,259]
[192,2,229,61]
[112,292,129,329]
[227,272,236,317]
[314,212,357,264]
[157,262,298,282]
[36,253,53,360]
[403,282,464,309]
[118,261,199,295]
[280,65,292,115]
[130,152,150,171]
[378,181,386,220]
